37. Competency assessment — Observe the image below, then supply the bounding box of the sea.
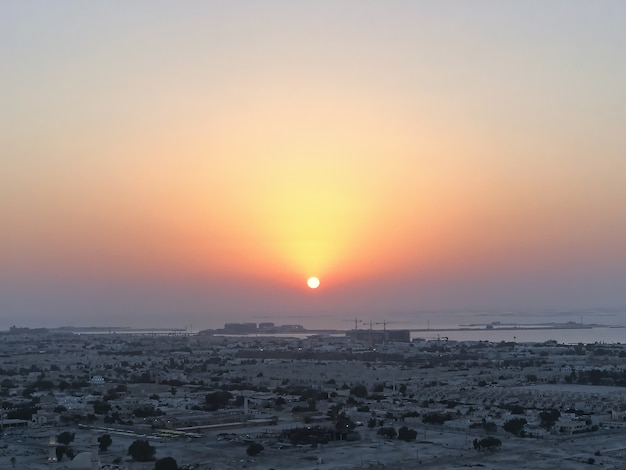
[394,309,626,344]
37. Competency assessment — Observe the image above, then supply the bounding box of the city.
[2,325,626,469]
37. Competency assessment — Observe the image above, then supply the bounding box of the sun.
[307,277,320,289]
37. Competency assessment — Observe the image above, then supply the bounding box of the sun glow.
[307,277,320,289]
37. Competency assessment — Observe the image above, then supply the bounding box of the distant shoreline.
[2,322,622,336]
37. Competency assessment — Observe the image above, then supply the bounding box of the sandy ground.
[4,424,626,469]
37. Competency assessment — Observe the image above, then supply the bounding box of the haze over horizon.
[2,2,626,330]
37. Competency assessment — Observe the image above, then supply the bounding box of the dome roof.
[67,451,99,470]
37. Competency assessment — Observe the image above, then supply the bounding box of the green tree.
[335,412,356,433]
[128,439,156,461]
[539,409,560,430]
[422,413,450,425]
[56,446,75,461]
[377,427,397,439]
[503,417,527,436]
[98,434,112,451]
[154,456,178,470]
[484,421,498,433]
[205,390,232,411]
[246,442,264,456]
[92,400,111,415]
[133,406,163,418]
[397,426,417,442]
[350,384,368,398]
[326,403,343,421]
[475,436,502,450]
[57,431,75,446]
[1,379,16,389]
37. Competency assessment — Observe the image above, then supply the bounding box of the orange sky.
[2,2,626,328]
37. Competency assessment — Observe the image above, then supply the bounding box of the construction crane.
[374,320,401,331]
[342,316,366,331]
[343,316,363,331]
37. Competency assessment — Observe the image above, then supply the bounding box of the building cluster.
[205,322,306,335]
[2,329,626,468]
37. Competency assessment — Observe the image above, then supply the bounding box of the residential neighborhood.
[2,326,626,468]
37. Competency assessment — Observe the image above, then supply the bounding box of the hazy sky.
[2,2,626,329]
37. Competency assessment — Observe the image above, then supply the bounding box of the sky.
[1,1,626,330]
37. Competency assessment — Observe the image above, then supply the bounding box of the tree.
[154,456,178,470]
[57,431,75,446]
[326,403,343,421]
[205,390,232,411]
[246,442,264,456]
[335,412,356,433]
[484,421,498,433]
[92,400,111,415]
[397,426,417,442]
[539,409,560,430]
[1,379,16,389]
[503,417,527,436]
[133,406,163,418]
[346,396,358,406]
[350,384,368,398]
[474,436,502,450]
[128,439,156,461]
[56,446,74,461]
[422,413,450,425]
[98,434,112,451]
[377,427,397,439]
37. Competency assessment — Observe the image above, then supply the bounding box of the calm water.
[396,309,626,344]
